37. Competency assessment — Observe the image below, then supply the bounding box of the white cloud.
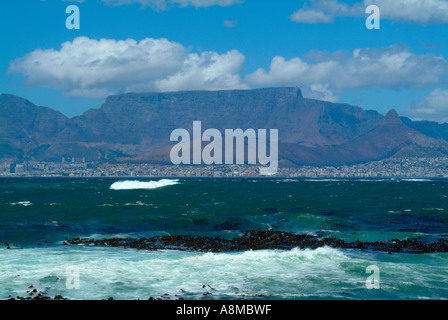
[289,0,364,24]
[289,9,334,24]
[224,20,237,28]
[101,0,243,10]
[245,45,448,101]
[8,37,247,98]
[8,37,448,105]
[371,0,448,24]
[155,50,248,92]
[290,0,448,25]
[304,83,339,102]
[407,89,448,122]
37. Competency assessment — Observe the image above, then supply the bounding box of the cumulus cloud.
[101,0,243,10]
[8,37,448,104]
[155,50,247,92]
[407,89,448,122]
[290,0,448,25]
[289,0,362,24]
[289,9,334,24]
[303,84,339,102]
[245,45,448,102]
[8,37,247,98]
[372,0,448,24]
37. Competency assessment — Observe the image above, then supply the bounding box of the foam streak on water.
[110,179,180,190]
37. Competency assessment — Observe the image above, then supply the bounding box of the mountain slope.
[1,88,447,165]
[69,87,383,150]
[0,94,71,159]
[281,110,448,165]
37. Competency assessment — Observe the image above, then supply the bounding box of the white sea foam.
[110,179,180,190]
[423,207,445,211]
[1,246,447,300]
[303,179,343,182]
[10,201,33,206]
[124,201,153,206]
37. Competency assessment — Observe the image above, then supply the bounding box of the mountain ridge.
[1,88,448,166]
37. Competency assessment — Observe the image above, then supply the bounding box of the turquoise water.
[0,178,447,300]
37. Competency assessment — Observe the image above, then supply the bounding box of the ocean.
[0,177,447,300]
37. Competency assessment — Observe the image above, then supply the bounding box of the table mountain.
[1,88,448,165]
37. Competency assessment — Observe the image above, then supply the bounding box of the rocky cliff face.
[1,88,448,165]
[280,110,448,166]
[69,87,382,149]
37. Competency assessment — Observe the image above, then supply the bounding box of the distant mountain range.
[1,87,448,166]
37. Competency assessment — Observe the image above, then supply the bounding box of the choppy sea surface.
[0,178,447,300]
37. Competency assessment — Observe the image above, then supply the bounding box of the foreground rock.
[8,286,68,301]
[65,230,448,254]
[7,286,183,301]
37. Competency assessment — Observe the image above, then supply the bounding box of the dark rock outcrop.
[66,230,448,254]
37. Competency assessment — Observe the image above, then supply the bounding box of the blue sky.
[1,0,448,121]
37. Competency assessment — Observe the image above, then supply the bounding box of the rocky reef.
[65,230,448,254]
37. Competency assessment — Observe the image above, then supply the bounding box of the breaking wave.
[10,201,33,206]
[110,179,180,190]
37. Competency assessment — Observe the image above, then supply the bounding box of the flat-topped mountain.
[1,88,448,166]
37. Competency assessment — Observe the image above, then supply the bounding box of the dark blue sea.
[0,178,447,300]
